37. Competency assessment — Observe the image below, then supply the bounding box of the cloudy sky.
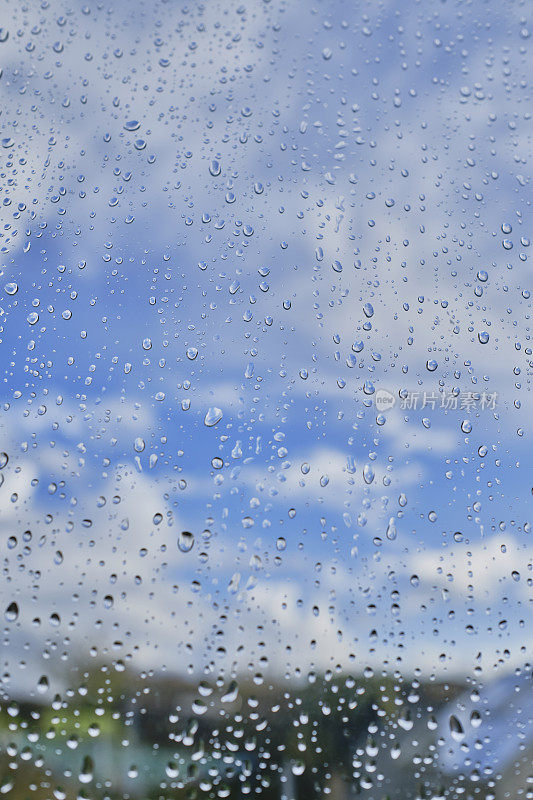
[0,0,531,703]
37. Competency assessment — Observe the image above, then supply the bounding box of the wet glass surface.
[0,1,531,798]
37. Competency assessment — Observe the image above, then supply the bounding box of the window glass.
[1,2,531,799]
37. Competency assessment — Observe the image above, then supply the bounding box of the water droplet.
[5,602,19,622]
[166,761,179,779]
[363,464,375,484]
[386,518,397,540]
[470,710,482,728]
[204,407,223,427]
[79,755,94,783]
[449,714,465,742]
[178,531,195,553]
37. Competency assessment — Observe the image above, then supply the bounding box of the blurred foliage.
[0,664,470,800]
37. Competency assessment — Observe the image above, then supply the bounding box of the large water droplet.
[178,531,195,553]
[449,714,465,742]
[204,407,223,427]
[4,602,19,622]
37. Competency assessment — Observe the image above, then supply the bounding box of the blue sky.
[0,0,531,699]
